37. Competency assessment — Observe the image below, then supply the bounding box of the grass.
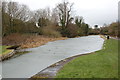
[0,46,12,55]
[56,39,119,78]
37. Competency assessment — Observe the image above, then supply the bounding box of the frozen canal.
[1,35,104,78]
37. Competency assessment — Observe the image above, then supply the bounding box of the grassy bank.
[3,33,67,49]
[2,51,30,61]
[0,46,12,55]
[56,39,118,78]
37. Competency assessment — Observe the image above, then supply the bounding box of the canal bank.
[31,35,106,78]
[55,39,118,78]
[1,35,104,78]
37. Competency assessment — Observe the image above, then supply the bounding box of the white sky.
[11,0,119,27]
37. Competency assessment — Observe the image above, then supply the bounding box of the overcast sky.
[11,0,119,27]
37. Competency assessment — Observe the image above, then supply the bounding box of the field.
[56,39,119,78]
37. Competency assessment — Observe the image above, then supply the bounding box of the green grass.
[56,39,118,78]
[0,46,12,55]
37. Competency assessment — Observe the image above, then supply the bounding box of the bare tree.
[31,7,51,27]
[57,1,74,30]
[2,1,8,25]
[2,1,7,13]
[7,2,18,18]
[7,2,31,21]
[6,1,31,33]
[75,16,84,28]
[17,4,31,21]
[31,9,42,23]
[7,2,21,32]
[51,8,59,25]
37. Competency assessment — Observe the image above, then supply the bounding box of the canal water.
[1,35,104,78]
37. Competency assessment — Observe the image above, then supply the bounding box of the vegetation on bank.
[2,1,90,38]
[1,51,31,61]
[0,46,12,55]
[56,39,118,78]
[100,22,119,37]
[2,33,67,49]
[3,0,119,39]
[2,0,119,39]
[1,0,119,64]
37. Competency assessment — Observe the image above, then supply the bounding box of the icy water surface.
[1,35,104,78]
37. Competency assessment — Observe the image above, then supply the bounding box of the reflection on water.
[1,35,104,78]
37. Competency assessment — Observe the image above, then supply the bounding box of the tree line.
[100,22,120,38]
[2,0,119,38]
[2,0,91,38]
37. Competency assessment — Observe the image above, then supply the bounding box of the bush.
[41,26,62,38]
[66,24,79,38]
[108,22,118,37]
[77,28,85,36]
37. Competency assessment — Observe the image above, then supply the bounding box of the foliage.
[41,26,62,38]
[100,26,109,35]
[65,24,79,37]
[75,16,89,36]
[2,0,92,38]
[56,1,74,36]
[38,17,50,27]
[89,28,100,35]
[100,22,119,38]
[75,16,83,28]
[80,23,89,36]
[108,22,118,37]
[2,12,38,36]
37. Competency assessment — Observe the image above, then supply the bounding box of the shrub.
[66,24,79,38]
[41,26,62,38]
[108,22,118,37]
